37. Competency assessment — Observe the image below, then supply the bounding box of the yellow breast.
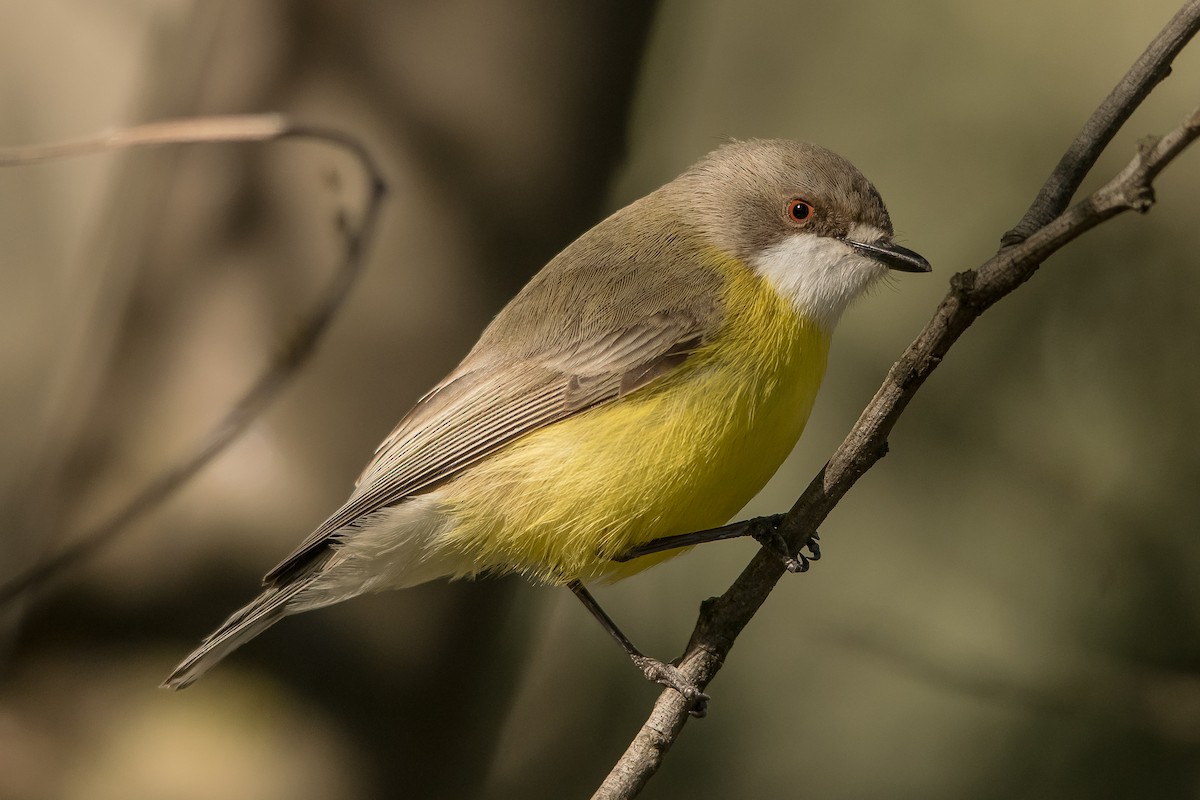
[434,256,830,584]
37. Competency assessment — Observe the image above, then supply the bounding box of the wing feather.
[263,312,713,584]
[263,199,727,584]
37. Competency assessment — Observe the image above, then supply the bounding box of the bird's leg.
[567,580,710,718]
[613,514,820,573]
[612,515,785,561]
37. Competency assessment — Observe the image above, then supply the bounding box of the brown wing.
[263,197,725,584]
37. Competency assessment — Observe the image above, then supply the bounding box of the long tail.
[162,579,311,690]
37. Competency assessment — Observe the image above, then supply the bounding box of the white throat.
[749,226,889,332]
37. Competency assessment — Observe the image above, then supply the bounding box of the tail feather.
[162,579,309,690]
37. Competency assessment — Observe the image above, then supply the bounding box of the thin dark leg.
[568,579,644,658]
[613,514,820,573]
[568,580,709,717]
[611,516,780,562]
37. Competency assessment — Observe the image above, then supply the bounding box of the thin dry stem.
[0,114,289,166]
[1001,0,1200,245]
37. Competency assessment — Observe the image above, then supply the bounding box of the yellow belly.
[434,261,830,584]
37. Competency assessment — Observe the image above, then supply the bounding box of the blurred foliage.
[2,1,1199,799]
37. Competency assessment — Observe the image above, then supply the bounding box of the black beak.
[846,239,932,273]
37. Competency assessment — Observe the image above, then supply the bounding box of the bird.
[163,138,929,707]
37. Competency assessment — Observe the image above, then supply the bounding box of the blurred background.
[2,1,1200,798]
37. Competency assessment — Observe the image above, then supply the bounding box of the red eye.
[786,199,815,224]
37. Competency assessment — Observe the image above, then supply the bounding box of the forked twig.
[1002,0,1200,245]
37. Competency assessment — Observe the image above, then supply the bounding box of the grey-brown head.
[668,138,929,330]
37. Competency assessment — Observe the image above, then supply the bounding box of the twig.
[595,14,1200,800]
[0,115,387,606]
[1001,0,1200,246]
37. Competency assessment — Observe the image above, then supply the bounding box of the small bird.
[164,139,929,705]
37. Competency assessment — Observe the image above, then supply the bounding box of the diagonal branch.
[594,15,1200,800]
[0,115,387,606]
[1001,0,1200,245]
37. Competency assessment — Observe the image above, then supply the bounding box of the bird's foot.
[631,655,710,718]
[750,516,821,573]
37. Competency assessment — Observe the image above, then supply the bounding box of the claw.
[749,517,800,572]
[805,531,821,561]
[749,518,822,573]
[631,655,710,717]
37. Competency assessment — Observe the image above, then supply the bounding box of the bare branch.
[0,115,290,166]
[0,116,387,606]
[1001,0,1200,245]
[595,45,1200,800]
